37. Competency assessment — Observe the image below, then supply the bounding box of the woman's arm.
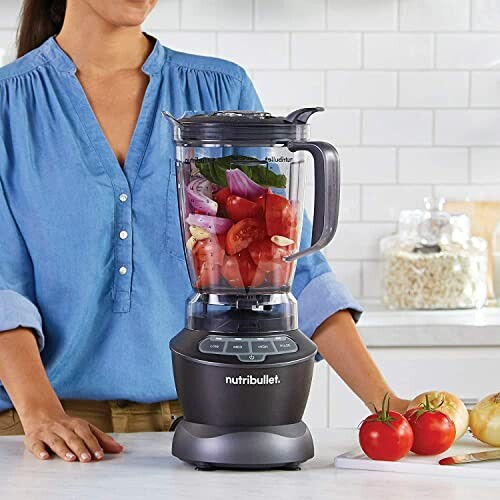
[312,310,410,415]
[0,327,123,461]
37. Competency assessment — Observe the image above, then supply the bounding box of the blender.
[163,107,340,470]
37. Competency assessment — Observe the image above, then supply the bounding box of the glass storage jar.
[381,198,488,310]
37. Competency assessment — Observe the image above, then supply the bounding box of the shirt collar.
[40,34,166,76]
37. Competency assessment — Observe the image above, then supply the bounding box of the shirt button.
[119,230,128,240]
[119,193,128,203]
[119,266,128,276]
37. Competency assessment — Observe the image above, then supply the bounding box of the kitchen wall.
[1,0,500,300]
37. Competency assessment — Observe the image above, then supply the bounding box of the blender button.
[199,339,225,354]
[238,354,265,363]
[250,341,275,353]
[119,193,128,203]
[226,341,250,354]
[273,340,298,353]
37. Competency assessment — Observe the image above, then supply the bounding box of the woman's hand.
[22,410,123,462]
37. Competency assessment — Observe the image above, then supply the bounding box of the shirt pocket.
[166,159,186,262]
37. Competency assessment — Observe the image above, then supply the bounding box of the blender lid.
[166,107,324,143]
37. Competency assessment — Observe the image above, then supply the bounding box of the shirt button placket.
[114,190,133,313]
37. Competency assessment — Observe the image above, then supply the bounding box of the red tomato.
[225,218,266,256]
[359,394,414,462]
[225,195,263,222]
[192,236,225,266]
[265,193,297,239]
[221,251,265,288]
[268,261,293,287]
[248,239,290,272]
[256,192,267,213]
[194,260,220,289]
[214,187,230,207]
[405,397,455,456]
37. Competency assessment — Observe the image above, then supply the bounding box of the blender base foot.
[171,420,314,470]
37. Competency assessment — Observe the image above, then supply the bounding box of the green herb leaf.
[196,155,287,189]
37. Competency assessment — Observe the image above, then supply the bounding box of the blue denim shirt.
[0,36,361,411]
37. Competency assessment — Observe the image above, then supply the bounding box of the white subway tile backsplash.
[251,71,325,108]
[399,72,469,108]
[434,184,500,201]
[471,148,500,183]
[0,0,21,29]
[217,33,289,70]
[326,223,396,260]
[181,0,252,30]
[363,110,433,146]
[329,261,362,297]
[151,31,216,57]
[327,0,398,31]
[0,29,16,62]
[143,0,180,30]
[255,0,326,31]
[310,109,361,146]
[399,148,469,184]
[291,34,362,70]
[436,34,500,69]
[364,34,434,69]
[340,185,361,221]
[362,261,383,298]
[472,0,500,30]
[400,0,470,32]
[327,71,397,107]
[435,110,500,145]
[362,185,431,221]
[471,72,500,107]
[339,147,397,184]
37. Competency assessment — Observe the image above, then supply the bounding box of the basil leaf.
[196,155,287,189]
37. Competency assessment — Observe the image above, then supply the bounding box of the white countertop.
[0,430,498,500]
[357,301,500,347]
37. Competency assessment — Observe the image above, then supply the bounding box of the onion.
[186,214,232,234]
[408,391,469,441]
[187,178,218,216]
[470,393,500,447]
[226,168,266,200]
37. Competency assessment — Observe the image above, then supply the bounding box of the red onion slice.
[226,168,266,200]
[186,214,232,234]
[187,178,218,216]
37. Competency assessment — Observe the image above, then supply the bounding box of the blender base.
[171,420,314,470]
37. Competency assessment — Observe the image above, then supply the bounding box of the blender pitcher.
[163,107,340,295]
[163,107,341,470]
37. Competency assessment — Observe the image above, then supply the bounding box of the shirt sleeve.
[237,71,363,339]
[0,171,44,351]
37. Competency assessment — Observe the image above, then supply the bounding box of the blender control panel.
[198,335,298,363]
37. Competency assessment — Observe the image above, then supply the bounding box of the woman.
[0,0,409,463]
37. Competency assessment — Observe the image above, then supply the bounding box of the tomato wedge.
[221,250,265,288]
[268,261,293,287]
[213,187,230,207]
[248,239,290,272]
[225,195,263,222]
[265,193,297,239]
[225,218,266,256]
[192,236,225,266]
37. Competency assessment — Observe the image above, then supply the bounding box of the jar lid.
[164,107,324,143]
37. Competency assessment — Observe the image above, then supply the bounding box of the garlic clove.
[189,225,210,241]
[186,235,197,251]
[271,235,294,247]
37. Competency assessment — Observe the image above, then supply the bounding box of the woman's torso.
[0,36,252,410]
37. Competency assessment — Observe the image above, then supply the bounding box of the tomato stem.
[414,394,445,420]
[368,393,397,426]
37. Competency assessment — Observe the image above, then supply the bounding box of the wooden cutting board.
[444,201,500,298]
[335,435,500,479]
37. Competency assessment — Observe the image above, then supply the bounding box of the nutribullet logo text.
[225,374,280,385]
